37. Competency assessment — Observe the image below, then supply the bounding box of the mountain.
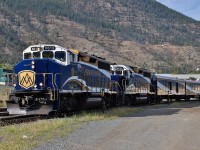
[1,0,200,73]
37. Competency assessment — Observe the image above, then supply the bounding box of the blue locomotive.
[7,44,128,115]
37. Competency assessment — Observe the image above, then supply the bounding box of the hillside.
[0,0,200,73]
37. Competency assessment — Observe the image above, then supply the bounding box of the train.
[5,44,200,115]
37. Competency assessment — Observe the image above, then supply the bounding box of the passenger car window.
[42,51,53,58]
[55,51,66,62]
[24,53,31,59]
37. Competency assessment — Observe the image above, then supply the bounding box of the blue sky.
[156,0,200,21]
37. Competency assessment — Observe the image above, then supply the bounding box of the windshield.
[33,52,40,58]
[23,51,67,63]
[55,51,66,62]
[24,53,31,59]
[42,51,53,58]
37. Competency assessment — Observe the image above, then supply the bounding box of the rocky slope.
[0,0,200,73]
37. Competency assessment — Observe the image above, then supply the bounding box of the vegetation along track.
[0,99,193,127]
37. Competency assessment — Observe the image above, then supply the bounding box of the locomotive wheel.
[147,94,152,104]
[101,98,107,113]
[47,111,56,118]
[47,111,63,118]
[124,95,131,106]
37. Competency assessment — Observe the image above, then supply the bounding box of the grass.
[0,99,6,108]
[0,101,6,108]
[0,85,9,108]
[0,102,4,107]
[0,92,7,108]
[0,106,142,150]
[0,119,76,150]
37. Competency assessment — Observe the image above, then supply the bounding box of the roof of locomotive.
[23,44,78,55]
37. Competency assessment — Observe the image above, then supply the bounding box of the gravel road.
[34,101,200,150]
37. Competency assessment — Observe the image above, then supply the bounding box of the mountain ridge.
[0,0,200,73]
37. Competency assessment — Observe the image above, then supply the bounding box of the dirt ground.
[34,101,200,150]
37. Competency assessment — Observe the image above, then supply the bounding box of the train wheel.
[125,95,131,106]
[47,111,63,118]
[101,98,107,113]
[154,97,161,104]
[47,111,57,118]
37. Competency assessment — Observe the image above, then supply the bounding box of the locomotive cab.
[7,45,79,115]
[111,65,133,79]
[110,65,134,93]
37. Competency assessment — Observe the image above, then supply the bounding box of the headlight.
[34,85,37,88]
[39,83,43,87]
[31,61,35,65]
[31,65,35,69]
[13,84,16,87]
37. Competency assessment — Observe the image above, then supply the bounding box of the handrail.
[125,81,150,93]
[110,81,122,93]
[54,73,61,100]
[122,79,127,91]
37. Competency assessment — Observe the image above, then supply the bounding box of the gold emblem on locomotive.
[18,70,35,89]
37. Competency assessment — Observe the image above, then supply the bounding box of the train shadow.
[127,100,200,118]
[73,100,200,119]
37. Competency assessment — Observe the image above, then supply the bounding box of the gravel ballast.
[33,102,200,150]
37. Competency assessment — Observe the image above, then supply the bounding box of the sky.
[156,0,200,21]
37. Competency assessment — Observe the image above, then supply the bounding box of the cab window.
[115,70,122,75]
[24,53,31,59]
[55,51,66,62]
[33,52,40,58]
[42,51,53,58]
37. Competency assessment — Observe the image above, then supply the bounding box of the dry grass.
[0,119,76,150]
[0,106,142,150]
[75,107,142,122]
[0,102,4,107]
[0,99,6,108]
[0,86,8,107]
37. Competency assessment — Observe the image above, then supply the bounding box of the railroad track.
[0,107,9,117]
[0,107,7,112]
[0,111,9,116]
[0,114,47,126]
